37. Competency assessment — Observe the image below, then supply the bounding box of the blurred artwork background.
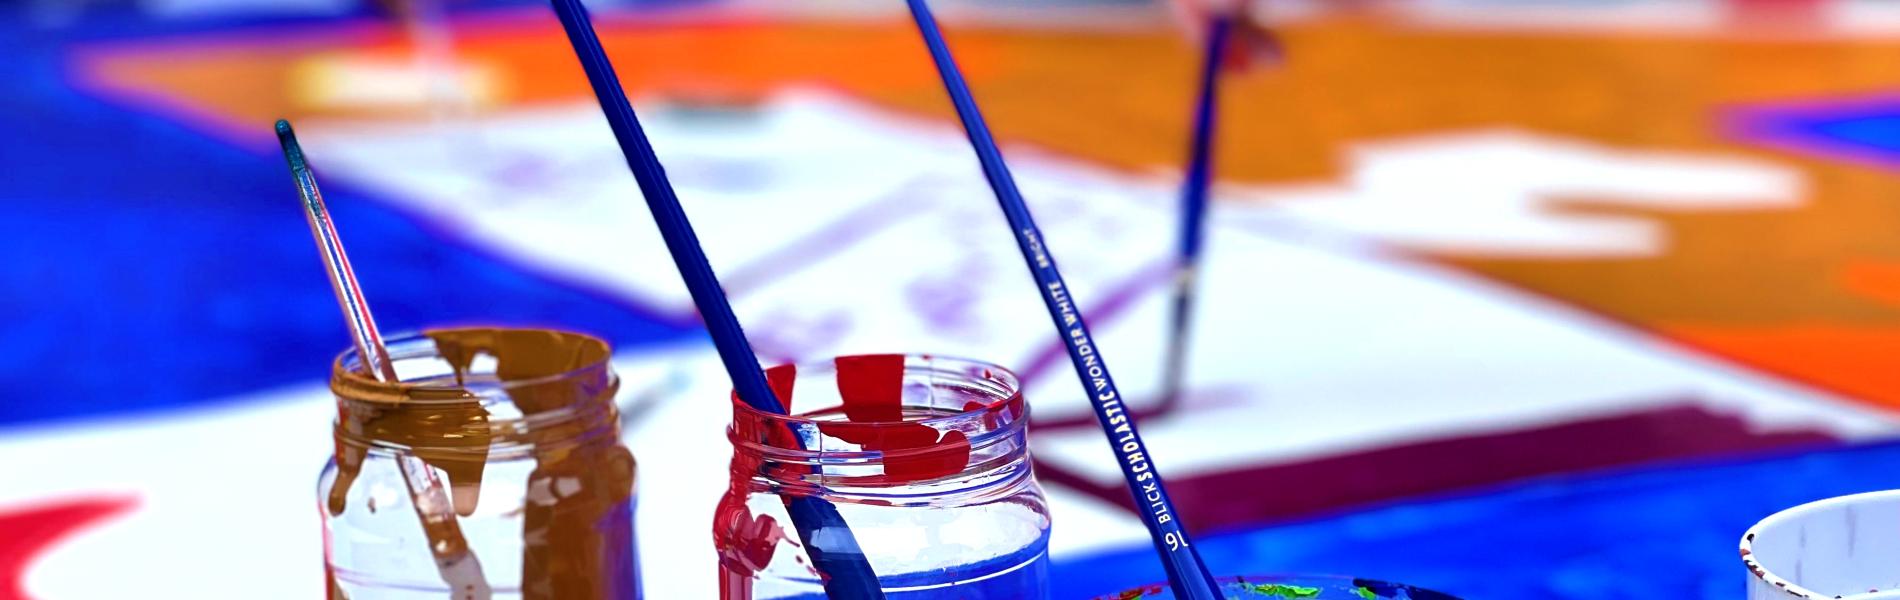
[10,0,1900,597]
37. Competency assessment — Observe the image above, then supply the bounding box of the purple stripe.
[1016,258,1175,387]
[720,177,942,296]
[1033,403,1840,531]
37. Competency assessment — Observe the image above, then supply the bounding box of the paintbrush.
[901,2,1226,598]
[279,119,491,599]
[542,2,885,597]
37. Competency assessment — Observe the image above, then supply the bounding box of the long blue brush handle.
[1162,14,1233,409]
[545,1,882,598]
[1177,14,1229,274]
[902,1,1224,598]
[547,0,779,415]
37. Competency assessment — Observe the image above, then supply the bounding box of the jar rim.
[726,354,1032,490]
[727,353,1023,433]
[331,327,614,403]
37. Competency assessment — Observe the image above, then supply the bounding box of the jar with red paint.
[714,354,1050,599]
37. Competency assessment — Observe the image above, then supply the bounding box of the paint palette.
[1093,574,1462,599]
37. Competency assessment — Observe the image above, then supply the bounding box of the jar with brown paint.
[319,327,639,599]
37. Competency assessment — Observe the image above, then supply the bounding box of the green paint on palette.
[1238,582,1323,598]
[1352,586,1378,600]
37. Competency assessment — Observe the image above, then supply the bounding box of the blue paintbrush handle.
[1177,15,1229,267]
[546,1,883,598]
[1162,14,1233,411]
[786,497,883,599]
[546,0,780,416]
[902,1,1224,598]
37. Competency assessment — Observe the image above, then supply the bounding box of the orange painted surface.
[1841,261,1900,311]
[66,10,1900,413]
[74,14,994,149]
[1664,323,1900,409]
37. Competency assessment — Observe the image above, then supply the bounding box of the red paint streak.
[886,430,969,481]
[714,494,786,600]
[735,361,1017,483]
[817,420,971,482]
[0,495,136,600]
[721,364,806,599]
[765,364,797,413]
[1219,20,1281,73]
[834,355,904,422]
[820,354,973,482]
[736,365,804,452]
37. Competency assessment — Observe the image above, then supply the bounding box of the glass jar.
[319,327,640,599]
[714,354,1050,599]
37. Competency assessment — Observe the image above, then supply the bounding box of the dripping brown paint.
[327,327,637,598]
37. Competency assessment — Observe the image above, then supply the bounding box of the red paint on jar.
[817,355,973,481]
[714,492,786,600]
[765,364,798,413]
[834,354,904,422]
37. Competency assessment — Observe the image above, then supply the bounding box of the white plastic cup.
[1742,490,1900,599]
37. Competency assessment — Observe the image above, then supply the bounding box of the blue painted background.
[11,3,1900,598]
[0,4,699,426]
